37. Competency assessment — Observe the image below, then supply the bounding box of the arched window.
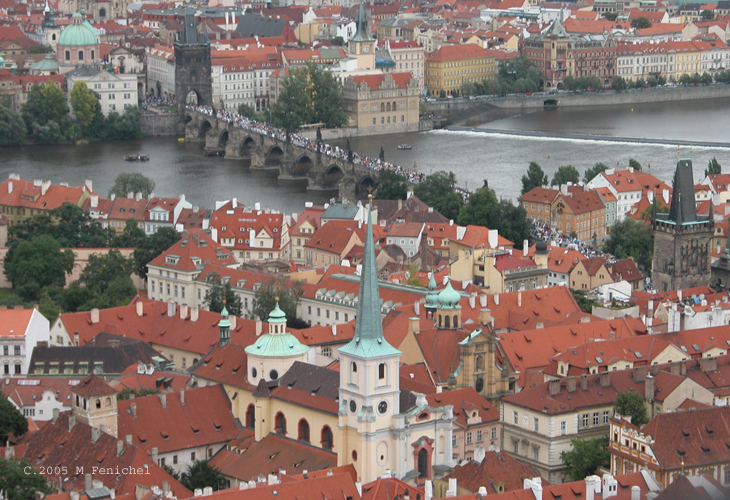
[65,50,70,61]
[401,115,404,122]
[444,315,451,328]
[245,404,255,428]
[386,102,391,112]
[78,50,84,61]
[83,398,87,410]
[380,102,385,112]
[392,101,396,110]
[418,448,429,478]
[298,419,310,443]
[453,315,458,327]
[381,117,384,124]
[52,34,56,41]
[105,397,111,407]
[351,362,357,373]
[378,363,386,380]
[475,355,484,371]
[95,399,101,409]
[321,426,333,451]
[274,412,287,435]
[387,116,390,123]
[91,50,95,60]
[75,395,80,407]
[99,7,106,16]
[372,118,376,125]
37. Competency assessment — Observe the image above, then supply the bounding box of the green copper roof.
[58,14,98,47]
[425,273,439,310]
[338,198,401,359]
[218,305,231,328]
[438,279,461,310]
[245,331,309,357]
[268,300,287,323]
[31,54,59,72]
[349,2,374,43]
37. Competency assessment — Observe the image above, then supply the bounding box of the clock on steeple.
[348,2,375,69]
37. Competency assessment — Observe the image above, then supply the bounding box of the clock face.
[363,45,370,53]
[378,401,388,415]
[350,400,357,413]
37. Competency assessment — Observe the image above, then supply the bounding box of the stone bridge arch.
[185,114,194,125]
[199,119,212,139]
[218,130,229,148]
[265,145,285,167]
[239,136,256,158]
[322,164,345,189]
[356,174,376,197]
[293,154,315,177]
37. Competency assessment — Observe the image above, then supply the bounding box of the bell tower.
[175,12,212,111]
[347,3,376,70]
[71,374,118,437]
[338,195,402,483]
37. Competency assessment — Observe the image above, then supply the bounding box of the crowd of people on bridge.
[531,221,602,260]
[191,105,475,199]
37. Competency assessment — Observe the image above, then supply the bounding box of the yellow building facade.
[425,44,497,96]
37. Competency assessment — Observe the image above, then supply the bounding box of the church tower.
[652,159,713,292]
[42,1,60,51]
[436,279,462,329]
[347,2,376,70]
[424,273,439,319]
[338,195,402,483]
[218,304,230,346]
[71,374,118,437]
[174,12,212,111]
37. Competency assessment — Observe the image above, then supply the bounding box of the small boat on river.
[397,144,412,150]
[124,155,149,161]
[204,150,226,157]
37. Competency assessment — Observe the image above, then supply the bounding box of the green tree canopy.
[561,436,610,481]
[701,9,715,20]
[22,82,69,130]
[0,392,28,443]
[117,387,160,400]
[602,218,653,268]
[706,157,722,176]
[9,203,111,248]
[0,105,26,146]
[331,36,345,45]
[237,103,256,118]
[628,158,642,171]
[180,460,227,491]
[70,81,99,136]
[551,165,580,186]
[584,162,608,183]
[603,12,618,20]
[457,186,531,249]
[611,76,627,92]
[0,458,53,500]
[73,249,137,309]
[29,44,53,54]
[413,171,464,221]
[133,227,181,280]
[203,273,243,318]
[614,391,649,427]
[571,288,600,313]
[251,276,304,327]
[374,170,408,200]
[4,235,74,301]
[521,162,548,194]
[631,16,652,29]
[640,199,669,222]
[109,173,156,198]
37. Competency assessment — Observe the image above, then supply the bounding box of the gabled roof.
[1,377,80,409]
[304,220,364,255]
[426,387,499,427]
[149,231,236,272]
[210,201,286,251]
[557,190,605,215]
[441,450,543,494]
[118,385,240,455]
[414,328,469,383]
[349,72,414,90]
[427,43,498,61]
[610,258,642,283]
[362,476,424,500]
[72,374,115,397]
[267,361,340,415]
[518,186,559,204]
[578,256,609,276]
[189,342,256,391]
[0,308,35,338]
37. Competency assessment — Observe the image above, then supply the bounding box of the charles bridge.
[184,110,378,197]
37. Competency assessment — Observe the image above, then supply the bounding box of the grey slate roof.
[321,203,360,220]
[234,12,290,39]
[179,12,209,45]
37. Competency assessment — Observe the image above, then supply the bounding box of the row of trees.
[521,159,647,195]
[460,55,542,97]
[0,81,141,146]
[374,170,531,248]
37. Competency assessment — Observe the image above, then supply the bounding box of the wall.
[141,113,185,136]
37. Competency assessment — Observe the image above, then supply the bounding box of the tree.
[561,437,610,481]
[614,391,649,427]
[701,9,715,20]
[29,44,53,54]
[133,227,181,280]
[602,218,653,267]
[603,12,618,20]
[4,235,74,301]
[457,186,531,249]
[109,173,156,198]
[251,276,304,326]
[0,392,28,443]
[271,69,309,131]
[0,105,26,146]
[406,263,424,287]
[162,464,181,482]
[70,81,99,136]
[180,460,227,492]
[0,458,53,500]
[631,17,652,29]
[307,63,349,128]
[521,161,548,194]
[117,387,160,400]
[700,71,713,84]
[640,199,669,222]
[611,76,627,92]
[237,103,256,118]
[628,158,642,171]
[374,170,408,200]
[706,157,722,176]
[571,289,600,313]
[551,165,580,186]
[22,83,69,129]
[331,36,345,45]
[203,274,243,318]
[8,203,111,249]
[584,162,608,183]
[74,249,137,309]
[413,171,464,221]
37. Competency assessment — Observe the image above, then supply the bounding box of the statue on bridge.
[316,127,322,143]
[379,147,385,162]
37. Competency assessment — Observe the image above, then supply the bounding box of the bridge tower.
[175,13,212,111]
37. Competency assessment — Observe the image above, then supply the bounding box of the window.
[14,346,20,355]
[561,421,567,435]
[466,432,472,445]
[298,419,310,443]
[321,347,332,357]
[173,455,178,465]
[532,446,539,461]
[378,363,386,380]
[476,430,483,442]
[2,346,7,355]
[583,414,589,427]
[275,412,287,435]
[492,427,497,440]
[513,411,518,424]
[191,452,195,461]
[534,418,539,432]
[593,412,599,426]
[603,410,610,424]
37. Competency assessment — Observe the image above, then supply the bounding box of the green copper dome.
[268,300,287,324]
[58,13,98,47]
[218,304,231,328]
[425,273,439,310]
[244,331,309,358]
[438,279,461,310]
[31,54,59,72]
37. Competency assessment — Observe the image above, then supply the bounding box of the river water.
[3,97,729,212]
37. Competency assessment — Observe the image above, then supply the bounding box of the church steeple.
[338,195,400,358]
[219,302,231,346]
[350,2,373,42]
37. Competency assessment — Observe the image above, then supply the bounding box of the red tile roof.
[350,72,414,90]
[210,201,287,252]
[189,342,256,391]
[519,186,560,204]
[118,386,239,455]
[0,308,36,338]
[362,476,425,500]
[557,190,605,215]
[427,43,498,61]
[149,231,236,272]
[0,176,89,211]
[426,387,499,427]
[442,450,543,494]
[72,374,115,397]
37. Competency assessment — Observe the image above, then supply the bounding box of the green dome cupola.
[438,279,461,310]
[425,272,439,314]
[58,11,98,48]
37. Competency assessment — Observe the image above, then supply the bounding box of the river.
[3,97,729,212]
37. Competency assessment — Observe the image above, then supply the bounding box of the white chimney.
[91,193,99,208]
[180,304,188,319]
[494,293,499,305]
[254,202,261,211]
[90,308,100,324]
[191,306,199,322]
[136,301,144,316]
[456,226,466,241]
[167,301,176,317]
[524,478,543,500]
[249,228,256,248]
[630,486,640,500]
[85,179,93,192]
[256,320,263,336]
[480,294,487,307]
[469,295,476,309]
[180,390,185,405]
[232,197,237,209]
[331,324,337,336]
[355,482,362,497]
[211,227,218,242]
[194,490,203,497]
[414,301,420,315]
[585,476,600,500]
[8,181,12,194]
[40,180,50,196]
[518,291,522,307]
[446,478,457,497]
[488,229,498,248]
[425,481,433,500]
[603,474,618,499]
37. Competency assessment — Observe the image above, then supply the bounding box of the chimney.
[167,301,176,317]
[8,180,12,194]
[645,373,654,402]
[609,330,616,340]
[4,446,14,459]
[191,306,199,322]
[91,427,101,443]
[494,293,500,306]
[180,304,189,319]
[126,434,133,445]
[159,393,167,408]
[355,482,362,497]
[131,403,137,417]
[69,414,76,431]
[256,320,263,336]
[517,291,522,307]
[700,356,718,373]
[127,191,134,199]
[70,492,79,500]
[136,301,144,316]
[41,180,51,196]
[52,408,60,423]
[163,481,169,493]
[230,315,236,329]
[479,308,492,327]
[425,481,433,500]
[85,474,92,492]
[151,447,158,463]
[581,374,588,390]
[600,372,611,388]
[91,193,99,208]
[409,317,420,335]
[445,478,457,497]
[567,377,577,392]
[117,439,124,456]
[136,192,142,202]
[469,295,476,309]
[630,486,640,500]
[90,308,100,324]
[524,478,543,500]
[603,475,618,499]
[180,390,185,405]
[480,294,487,307]
[74,331,79,346]
[85,180,93,193]
[549,379,561,395]
[585,476,600,500]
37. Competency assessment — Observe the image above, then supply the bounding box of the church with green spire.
[347,2,376,70]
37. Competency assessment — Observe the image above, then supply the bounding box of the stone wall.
[141,113,185,136]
